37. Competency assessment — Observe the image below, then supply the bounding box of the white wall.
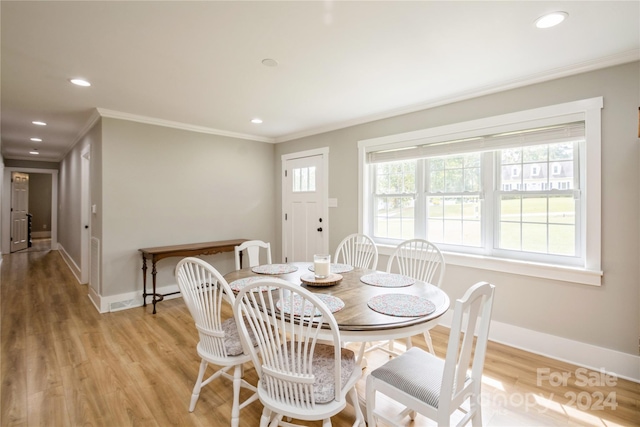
[275,62,640,361]
[58,138,90,264]
[100,118,277,298]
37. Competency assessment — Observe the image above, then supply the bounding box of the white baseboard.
[88,285,106,313]
[438,311,640,383]
[57,244,82,284]
[94,283,182,313]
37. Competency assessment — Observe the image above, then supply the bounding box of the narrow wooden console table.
[139,238,247,314]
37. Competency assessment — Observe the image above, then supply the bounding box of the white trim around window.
[358,97,603,286]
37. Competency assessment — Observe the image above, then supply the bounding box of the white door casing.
[282,148,329,263]
[1,168,58,255]
[11,172,29,252]
[80,147,91,284]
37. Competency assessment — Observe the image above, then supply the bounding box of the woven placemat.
[308,263,354,274]
[229,276,274,293]
[251,264,298,275]
[367,293,435,317]
[360,273,415,287]
[276,294,345,317]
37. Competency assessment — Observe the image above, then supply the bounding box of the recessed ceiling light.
[70,78,91,87]
[30,137,42,142]
[251,118,263,124]
[32,121,47,126]
[261,58,279,67]
[29,149,39,155]
[535,11,568,29]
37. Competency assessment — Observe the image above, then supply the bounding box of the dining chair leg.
[470,382,483,426]
[259,408,272,427]
[189,359,208,412]
[405,337,413,350]
[423,331,435,355]
[347,386,366,426]
[365,376,377,426]
[356,342,368,368]
[387,339,395,355]
[230,364,243,427]
[270,413,284,427]
[398,406,417,421]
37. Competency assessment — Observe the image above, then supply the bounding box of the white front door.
[11,172,29,252]
[282,150,328,263]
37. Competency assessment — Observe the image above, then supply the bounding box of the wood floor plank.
[0,345,28,427]
[25,331,63,395]
[101,386,159,427]
[26,386,71,426]
[50,322,89,370]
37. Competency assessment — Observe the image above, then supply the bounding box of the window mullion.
[415,160,426,238]
[483,152,494,255]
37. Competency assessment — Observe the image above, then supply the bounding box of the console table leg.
[141,256,148,307]
[152,261,158,314]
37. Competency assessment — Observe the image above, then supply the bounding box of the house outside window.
[359,98,603,285]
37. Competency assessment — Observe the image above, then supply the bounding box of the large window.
[370,139,579,264]
[359,98,603,284]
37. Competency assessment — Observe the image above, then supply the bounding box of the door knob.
[317,227,323,232]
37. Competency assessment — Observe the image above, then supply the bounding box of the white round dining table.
[223,261,450,346]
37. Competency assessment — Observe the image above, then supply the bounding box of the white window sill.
[376,244,602,286]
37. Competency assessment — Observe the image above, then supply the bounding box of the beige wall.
[58,134,90,263]
[275,61,640,356]
[100,118,277,297]
[28,173,52,233]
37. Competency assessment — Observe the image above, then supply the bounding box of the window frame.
[358,98,603,286]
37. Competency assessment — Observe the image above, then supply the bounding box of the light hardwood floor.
[2,245,639,426]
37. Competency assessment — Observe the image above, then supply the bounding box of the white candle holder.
[313,254,331,279]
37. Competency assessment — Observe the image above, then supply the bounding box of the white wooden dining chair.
[233,278,365,427]
[386,239,445,288]
[175,257,258,427]
[334,233,379,364]
[334,233,378,270]
[366,281,495,427]
[234,240,272,270]
[369,238,445,356]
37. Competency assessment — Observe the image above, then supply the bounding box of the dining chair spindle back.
[334,233,379,270]
[386,238,445,287]
[175,257,258,427]
[233,278,365,427]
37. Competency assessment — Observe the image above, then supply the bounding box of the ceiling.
[1,1,638,162]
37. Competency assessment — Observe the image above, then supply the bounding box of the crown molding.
[96,108,275,143]
[274,50,639,143]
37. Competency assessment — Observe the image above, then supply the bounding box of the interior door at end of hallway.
[11,172,29,252]
[283,155,327,263]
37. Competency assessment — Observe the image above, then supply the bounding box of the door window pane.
[292,166,316,192]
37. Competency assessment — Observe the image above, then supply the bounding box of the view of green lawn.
[375,195,575,255]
